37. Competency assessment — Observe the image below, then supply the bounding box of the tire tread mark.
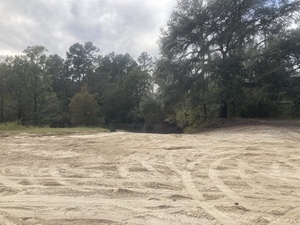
[166,153,239,225]
[208,156,255,211]
[0,214,18,225]
[268,206,300,225]
[237,160,295,202]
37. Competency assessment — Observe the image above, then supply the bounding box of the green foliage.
[101,86,128,124]
[2,4,300,132]
[69,87,101,126]
[40,92,61,124]
[139,97,164,131]
[0,42,157,130]
[156,0,300,127]
[98,56,152,126]
[66,42,98,93]
[0,47,62,125]
[138,52,153,72]
[0,121,25,131]
[0,125,107,135]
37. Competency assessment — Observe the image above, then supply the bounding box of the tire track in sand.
[166,153,238,225]
[268,206,300,225]
[0,215,17,225]
[208,155,258,211]
[270,161,300,182]
[236,160,300,204]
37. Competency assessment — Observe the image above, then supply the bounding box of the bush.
[69,87,101,126]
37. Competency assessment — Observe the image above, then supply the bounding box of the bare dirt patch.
[0,121,300,224]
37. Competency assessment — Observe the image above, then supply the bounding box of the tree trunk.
[219,100,228,118]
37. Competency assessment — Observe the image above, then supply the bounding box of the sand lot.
[0,121,300,225]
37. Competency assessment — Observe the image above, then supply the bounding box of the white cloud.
[0,0,176,58]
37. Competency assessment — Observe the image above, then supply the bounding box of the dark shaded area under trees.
[1,0,300,132]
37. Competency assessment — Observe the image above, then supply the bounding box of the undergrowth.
[0,121,107,135]
[0,121,26,131]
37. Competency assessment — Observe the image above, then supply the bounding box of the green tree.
[122,68,152,123]
[0,62,8,123]
[96,52,138,84]
[95,52,140,125]
[23,46,56,124]
[69,86,100,126]
[139,97,164,132]
[1,47,60,125]
[4,55,32,122]
[123,68,152,109]
[138,52,153,72]
[66,42,99,93]
[46,54,73,113]
[158,0,300,123]
[242,29,300,117]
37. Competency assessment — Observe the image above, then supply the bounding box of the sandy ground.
[0,121,300,225]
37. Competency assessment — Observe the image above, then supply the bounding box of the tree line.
[1,0,300,131]
[0,43,159,130]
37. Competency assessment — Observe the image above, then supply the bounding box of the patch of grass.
[0,122,108,136]
[0,121,26,131]
[26,127,108,135]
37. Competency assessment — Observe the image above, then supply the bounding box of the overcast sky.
[0,0,177,59]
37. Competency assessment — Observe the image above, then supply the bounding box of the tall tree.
[138,52,153,72]
[158,0,300,122]
[46,54,72,111]
[65,42,99,93]
[95,52,154,125]
[1,46,60,125]
[0,62,7,123]
[5,55,32,122]
[23,46,50,123]
[243,28,300,117]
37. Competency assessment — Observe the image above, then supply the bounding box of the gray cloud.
[0,0,176,58]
